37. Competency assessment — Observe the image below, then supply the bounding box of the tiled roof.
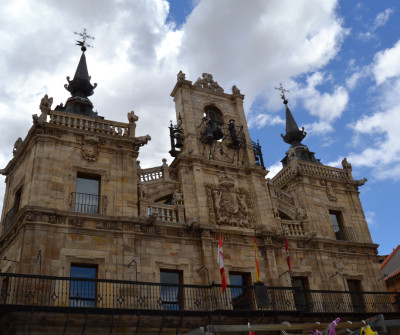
[380,245,400,269]
[385,268,400,281]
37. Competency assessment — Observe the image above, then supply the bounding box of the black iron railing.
[0,273,398,315]
[333,225,357,242]
[70,192,107,215]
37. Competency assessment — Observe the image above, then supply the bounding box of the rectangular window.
[347,279,364,312]
[292,277,310,312]
[69,264,97,307]
[329,211,345,240]
[74,174,100,214]
[229,272,251,310]
[160,270,183,310]
[3,187,22,232]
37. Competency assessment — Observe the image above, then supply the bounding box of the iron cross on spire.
[74,28,95,51]
[275,83,289,104]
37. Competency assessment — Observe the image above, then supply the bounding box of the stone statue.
[342,157,352,170]
[296,206,307,220]
[128,110,139,124]
[232,85,241,95]
[39,94,53,113]
[173,190,184,205]
[138,183,147,199]
[177,70,186,82]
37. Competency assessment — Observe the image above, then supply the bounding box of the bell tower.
[169,71,275,231]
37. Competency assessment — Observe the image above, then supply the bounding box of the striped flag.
[254,235,260,282]
[284,229,291,273]
[217,232,227,293]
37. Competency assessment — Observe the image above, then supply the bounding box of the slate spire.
[280,99,306,147]
[275,84,320,167]
[56,29,100,118]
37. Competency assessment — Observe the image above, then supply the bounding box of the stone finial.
[39,94,53,113]
[232,85,241,95]
[128,110,139,124]
[162,158,168,166]
[194,73,224,93]
[177,70,186,82]
[341,157,352,170]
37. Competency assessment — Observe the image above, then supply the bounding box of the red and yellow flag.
[254,235,260,282]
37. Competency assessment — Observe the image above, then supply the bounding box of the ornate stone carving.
[232,85,241,95]
[177,70,186,82]
[128,110,139,124]
[133,135,151,150]
[296,206,307,220]
[40,94,53,113]
[321,180,337,202]
[172,190,184,205]
[205,178,255,228]
[194,73,224,93]
[81,135,99,162]
[341,157,352,170]
[13,137,23,156]
[355,178,367,186]
[138,183,148,199]
[273,207,280,218]
[33,94,53,126]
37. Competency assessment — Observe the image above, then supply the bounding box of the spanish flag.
[254,235,260,282]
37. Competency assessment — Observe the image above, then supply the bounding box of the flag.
[217,232,227,293]
[254,235,260,282]
[284,230,291,273]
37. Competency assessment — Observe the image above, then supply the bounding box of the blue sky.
[0,0,399,255]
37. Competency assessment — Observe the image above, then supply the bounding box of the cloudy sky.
[0,0,399,255]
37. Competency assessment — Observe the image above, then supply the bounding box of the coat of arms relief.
[206,175,256,228]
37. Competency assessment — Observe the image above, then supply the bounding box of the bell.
[175,134,184,148]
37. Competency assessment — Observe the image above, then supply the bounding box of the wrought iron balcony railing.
[70,192,107,215]
[0,273,398,316]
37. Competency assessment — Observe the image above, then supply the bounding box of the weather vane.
[275,83,289,104]
[74,28,95,51]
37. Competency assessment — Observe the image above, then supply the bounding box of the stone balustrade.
[282,220,305,236]
[148,203,184,223]
[49,111,129,137]
[273,188,295,206]
[141,166,164,182]
[272,160,349,188]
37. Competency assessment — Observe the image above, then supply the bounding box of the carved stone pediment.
[194,73,224,93]
[205,180,256,228]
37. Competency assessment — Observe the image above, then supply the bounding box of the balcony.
[0,273,398,317]
[70,192,107,215]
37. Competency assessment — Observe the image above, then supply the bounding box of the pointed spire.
[275,84,306,147]
[56,29,100,118]
[281,99,306,146]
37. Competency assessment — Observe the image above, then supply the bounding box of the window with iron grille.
[74,174,100,214]
[69,264,97,307]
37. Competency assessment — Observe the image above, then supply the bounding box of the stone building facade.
[0,46,392,334]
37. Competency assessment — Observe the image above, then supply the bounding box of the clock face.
[208,141,239,163]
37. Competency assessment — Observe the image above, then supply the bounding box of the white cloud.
[357,8,394,41]
[365,210,376,228]
[248,114,284,129]
[373,8,394,30]
[266,161,283,179]
[373,40,400,85]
